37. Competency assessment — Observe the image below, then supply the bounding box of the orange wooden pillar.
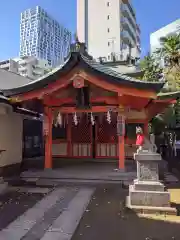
[117,112,125,170]
[67,115,72,157]
[118,136,125,169]
[44,107,53,169]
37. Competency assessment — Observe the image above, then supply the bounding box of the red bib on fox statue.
[136,127,144,148]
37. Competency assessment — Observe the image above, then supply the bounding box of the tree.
[156,34,180,125]
[140,36,180,130]
[155,33,180,70]
[139,53,162,82]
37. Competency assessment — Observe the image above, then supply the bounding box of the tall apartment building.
[20,6,72,67]
[0,56,51,80]
[150,19,180,54]
[77,0,141,62]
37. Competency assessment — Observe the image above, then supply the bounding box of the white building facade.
[20,6,72,67]
[0,56,51,80]
[77,0,141,62]
[150,19,180,54]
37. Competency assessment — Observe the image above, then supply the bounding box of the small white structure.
[150,19,180,54]
[0,56,52,80]
[0,94,40,177]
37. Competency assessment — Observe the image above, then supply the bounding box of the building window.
[107,2,110,7]
[108,42,110,46]
[107,15,110,20]
[107,28,110,33]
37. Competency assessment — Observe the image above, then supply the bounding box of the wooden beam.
[53,106,109,113]
[44,96,119,107]
[12,68,157,102]
[81,71,157,99]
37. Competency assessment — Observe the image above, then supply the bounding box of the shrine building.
[2,42,179,171]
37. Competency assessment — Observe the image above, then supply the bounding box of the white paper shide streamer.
[91,112,95,125]
[73,112,78,126]
[107,111,111,124]
[56,112,62,126]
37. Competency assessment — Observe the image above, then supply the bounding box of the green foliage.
[139,53,162,82]
[144,34,180,131]
[155,33,180,69]
[165,69,180,91]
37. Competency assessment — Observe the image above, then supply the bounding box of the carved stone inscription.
[137,162,158,181]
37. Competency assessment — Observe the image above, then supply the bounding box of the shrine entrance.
[71,114,92,158]
[6,41,170,171]
[52,112,118,160]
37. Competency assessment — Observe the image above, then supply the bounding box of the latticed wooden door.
[71,114,92,158]
[96,114,118,158]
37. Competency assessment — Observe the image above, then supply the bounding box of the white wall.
[77,0,121,60]
[150,19,180,53]
[77,0,140,61]
[77,0,86,43]
[0,105,23,167]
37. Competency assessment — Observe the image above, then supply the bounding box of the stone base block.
[134,152,162,161]
[133,179,165,192]
[129,185,170,207]
[126,196,177,215]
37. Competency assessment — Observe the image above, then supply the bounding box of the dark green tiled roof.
[2,45,164,97]
[157,91,180,100]
[80,54,164,92]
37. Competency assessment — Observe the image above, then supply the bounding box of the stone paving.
[0,162,179,240]
[0,186,94,240]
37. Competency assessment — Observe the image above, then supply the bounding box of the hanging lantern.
[117,114,125,136]
[73,112,78,125]
[107,111,111,124]
[91,112,95,125]
[43,115,49,136]
[56,112,62,126]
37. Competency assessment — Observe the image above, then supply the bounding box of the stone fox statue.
[136,126,145,151]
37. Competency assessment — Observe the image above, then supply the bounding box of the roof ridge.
[80,53,165,85]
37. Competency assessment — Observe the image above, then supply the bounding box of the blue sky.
[0,0,179,60]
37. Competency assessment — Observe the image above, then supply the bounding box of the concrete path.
[0,187,94,240]
[21,163,137,184]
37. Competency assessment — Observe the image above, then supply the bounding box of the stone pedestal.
[126,149,177,215]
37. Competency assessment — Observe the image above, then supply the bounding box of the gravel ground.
[0,189,45,231]
[72,185,180,240]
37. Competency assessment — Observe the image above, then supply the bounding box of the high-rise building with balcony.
[77,0,141,62]
[20,6,72,67]
[150,19,180,54]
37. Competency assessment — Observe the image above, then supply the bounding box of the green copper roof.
[2,42,165,97]
[157,91,180,100]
